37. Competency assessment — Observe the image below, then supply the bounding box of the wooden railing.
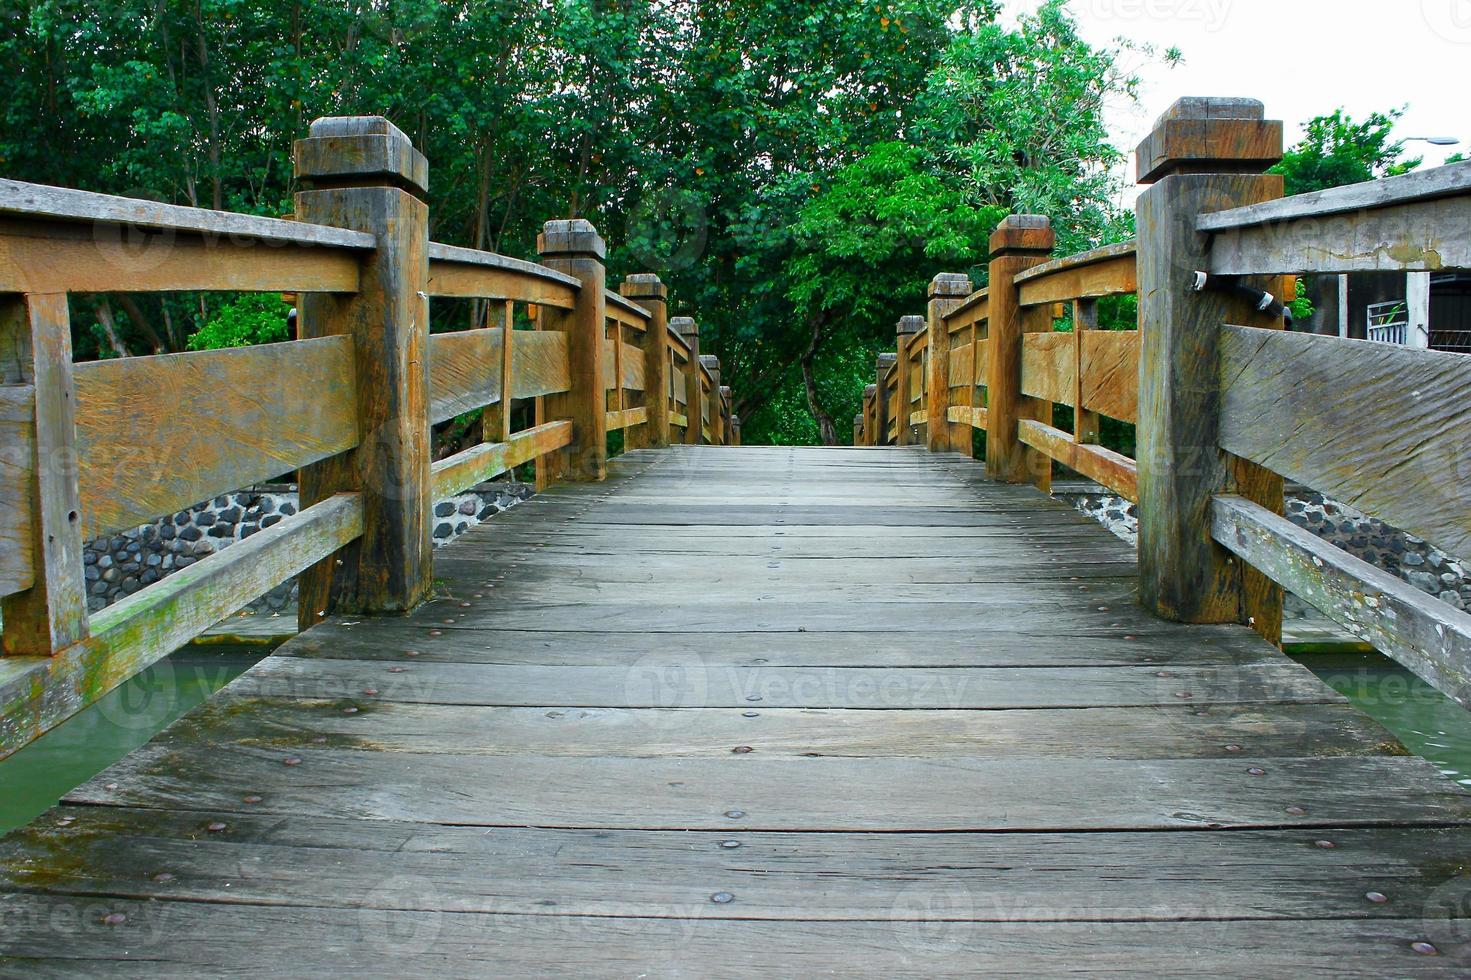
[860,95,1471,712]
[0,115,733,757]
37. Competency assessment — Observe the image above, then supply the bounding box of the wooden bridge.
[3,98,1471,973]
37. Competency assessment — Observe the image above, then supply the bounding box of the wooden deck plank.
[5,808,1469,924]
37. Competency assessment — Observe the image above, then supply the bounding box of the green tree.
[1270,108,1421,196]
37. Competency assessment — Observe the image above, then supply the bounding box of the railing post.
[894,316,924,446]
[2,295,88,655]
[671,317,701,444]
[719,386,732,445]
[619,274,669,450]
[862,385,877,445]
[984,215,1056,483]
[1134,96,1285,632]
[875,353,896,447]
[700,355,722,445]
[853,413,863,446]
[292,116,431,625]
[730,414,742,446]
[925,274,972,453]
[539,220,609,481]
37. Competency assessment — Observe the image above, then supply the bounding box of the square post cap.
[877,353,898,369]
[619,273,667,301]
[699,354,721,382]
[897,315,925,336]
[293,116,428,195]
[1136,97,1283,184]
[538,219,606,260]
[928,273,973,299]
[854,413,864,425]
[670,316,699,338]
[864,384,878,397]
[990,215,1055,256]
[720,384,732,398]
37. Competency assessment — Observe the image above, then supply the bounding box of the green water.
[1300,652,1471,789]
[0,642,269,834]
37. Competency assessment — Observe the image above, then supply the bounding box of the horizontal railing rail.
[0,115,735,759]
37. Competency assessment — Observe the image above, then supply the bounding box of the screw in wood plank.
[152,872,174,882]
[101,913,127,926]
[724,810,745,819]
[242,796,262,804]
[1224,744,1243,753]
[732,746,753,754]
[720,840,742,849]
[710,892,735,904]
[1365,891,1389,904]
[1285,805,1306,815]
[283,757,303,766]
[1246,767,1266,775]
[343,706,359,715]
[1411,942,1439,956]
[207,822,228,832]
[742,711,759,718]
[1314,840,1336,849]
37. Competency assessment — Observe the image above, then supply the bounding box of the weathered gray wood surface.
[1219,324,1471,561]
[2,445,1468,974]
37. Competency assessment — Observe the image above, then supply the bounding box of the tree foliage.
[1270,107,1421,197]
[1,0,1151,442]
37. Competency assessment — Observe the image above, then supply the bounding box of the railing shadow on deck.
[859,94,1471,713]
[0,116,737,758]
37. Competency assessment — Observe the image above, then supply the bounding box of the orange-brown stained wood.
[293,116,433,628]
[1,294,87,656]
[539,220,608,482]
[620,275,670,449]
[925,274,973,455]
[985,215,1056,483]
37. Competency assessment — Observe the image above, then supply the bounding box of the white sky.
[1002,0,1468,186]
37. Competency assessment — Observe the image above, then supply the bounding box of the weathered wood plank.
[946,405,987,429]
[0,177,373,248]
[156,696,1385,759]
[1018,419,1138,501]
[0,218,362,293]
[229,657,1333,710]
[429,421,572,498]
[12,809,1469,926]
[1015,242,1137,307]
[67,744,1471,831]
[0,494,362,759]
[1207,194,1471,275]
[426,242,578,307]
[1212,493,1471,709]
[1219,325,1471,560]
[605,406,648,432]
[2,893,1467,976]
[2,295,88,655]
[1019,331,1074,405]
[0,385,33,596]
[1080,329,1140,422]
[73,337,358,538]
[428,329,571,424]
[1200,158,1471,231]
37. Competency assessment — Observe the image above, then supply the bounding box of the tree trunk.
[800,310,838,445]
